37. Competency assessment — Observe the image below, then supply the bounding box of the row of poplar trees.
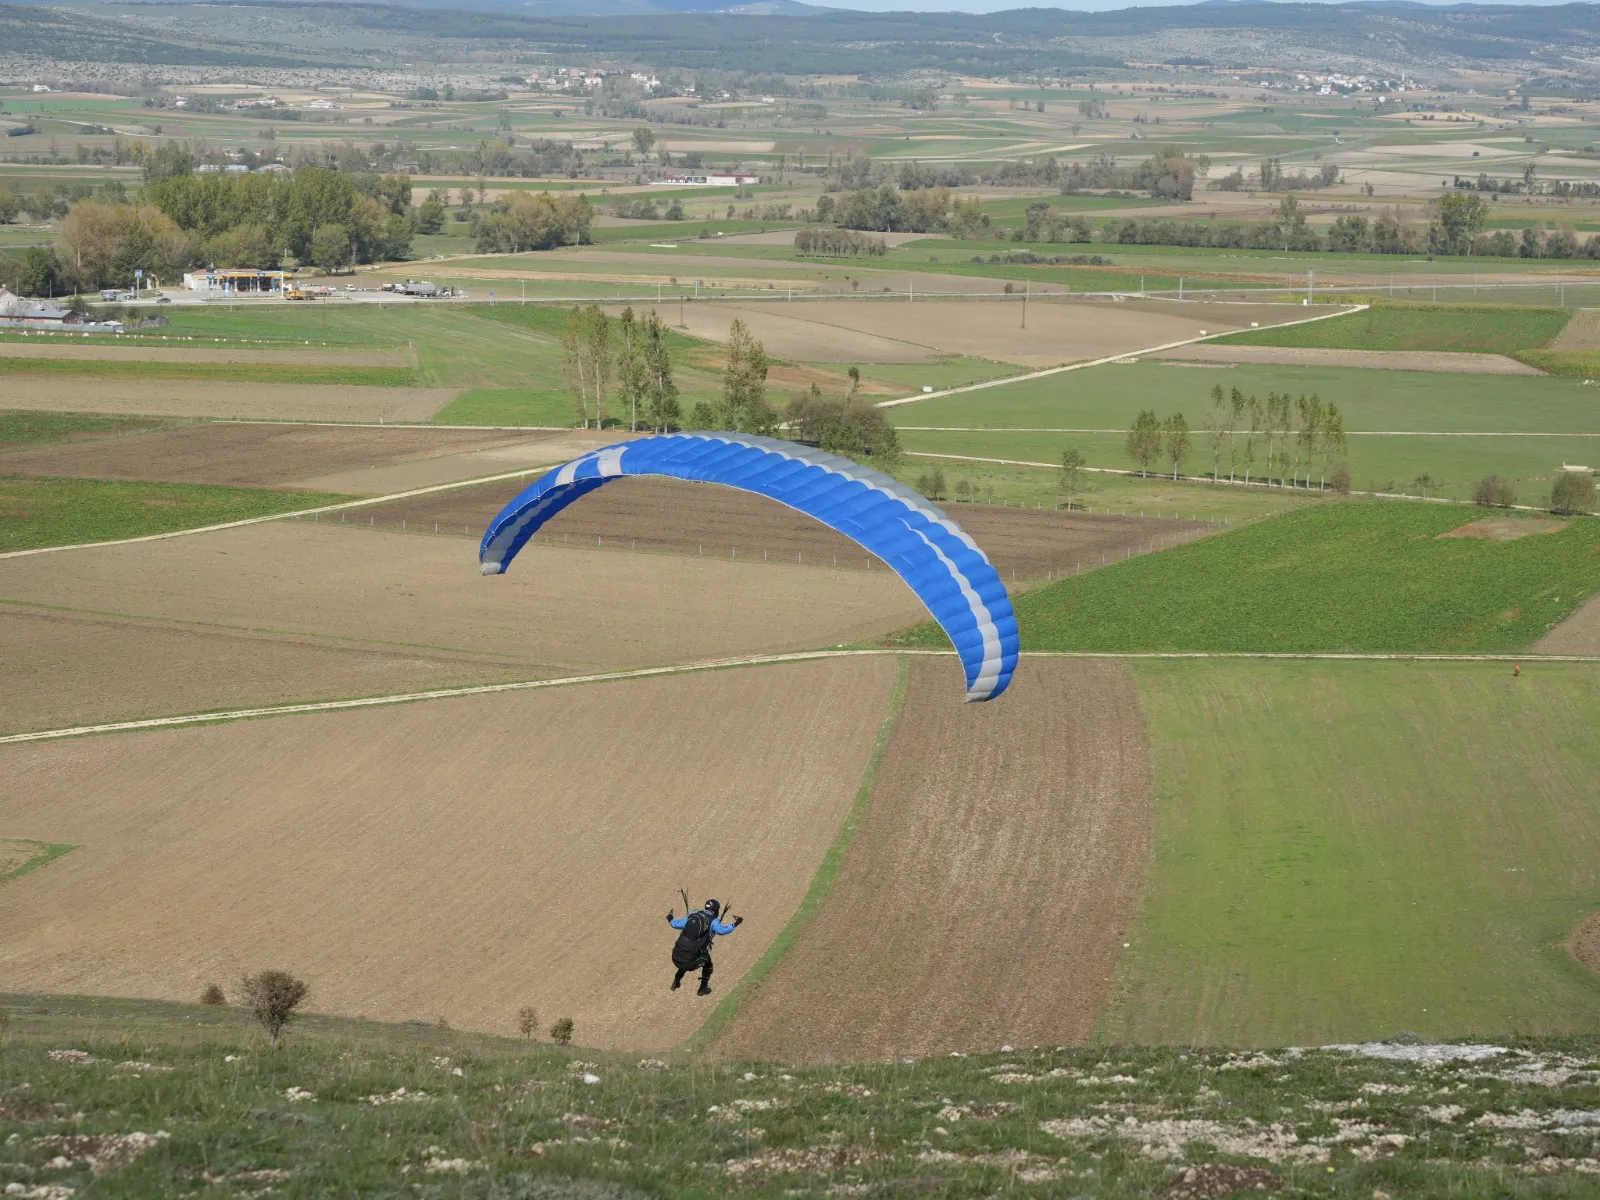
[1126,385,1349,489]
[563,305,679,432]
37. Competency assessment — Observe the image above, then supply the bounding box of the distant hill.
[3,0,1597,76]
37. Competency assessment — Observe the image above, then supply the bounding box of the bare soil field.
[285,430,626,495]
[360,476,1206,580]
[0,424,560,488]
[0,380,455,423]
[1153,344,1544,375]
[679,299,1308,368]
[1552,308,1600,351]
[1572,913,1600,974]
[0,656,897,1049]
[0,604,555,735]
[1438,516,1569,542]
[1536,591,1600,655]
[0,342,408,367]
[0,522,926,674]
[710,655,1154,1061]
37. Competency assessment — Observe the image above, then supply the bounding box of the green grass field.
[0,477,354,552]
[0,410,173,447]
[432,388,581,426]
[1216,303,1572,355]
[892,501,1600,653]
[1102,658,1600,1045]
[889,359,1600,502]
[0,993,1595,1198]
[0,358,418,387]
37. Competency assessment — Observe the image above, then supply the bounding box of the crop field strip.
[0,656,897,1048]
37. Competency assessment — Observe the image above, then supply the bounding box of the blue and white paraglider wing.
[479,433,1019,701]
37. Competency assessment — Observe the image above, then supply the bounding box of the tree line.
[1125,385,1349,489]
[792,228,887,258]
[562,305,680,432]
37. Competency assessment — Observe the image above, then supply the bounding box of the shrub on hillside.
[1474,475,1518,508]
[1551,471,1596,514]
[200,983,225,1006]
[239,970,309,1049]
[517,1006,539,1040]
[549,1017,575,1046]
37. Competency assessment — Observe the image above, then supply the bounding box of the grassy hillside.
[1101,658,1600,1045]
[0,477,353,552]
[890,501,1600,653]
[1,993,1596,1197]
[1214,303,1571,355]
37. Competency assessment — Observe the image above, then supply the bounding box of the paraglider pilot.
[667,898,742,996]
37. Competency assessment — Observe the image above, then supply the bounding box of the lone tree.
[1474,475,1517,508]
[1126,409,1162,477]
[1552,470,1595,514]
[517,1007,539,1040]
[1163,412,1191,481]
[1059,447,1087,508]
[549,1017,575,1046]
[239,970,309,1049]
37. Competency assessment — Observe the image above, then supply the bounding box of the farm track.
[361,475,1209,580]
[0,656,897,1049]
[709,655,1154,1061]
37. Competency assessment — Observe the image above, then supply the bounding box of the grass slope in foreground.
[0,477,355,552]
[933,501,1600,654]
[1103,658,1600,1045]
[1,996,1597,1197]
[1214,302,1571,356]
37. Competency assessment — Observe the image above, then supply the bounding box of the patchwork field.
[0,342,409,367]
[0,379,456,422]
[677,298,1310,368]
[1152,345,1542,375]
[0,605,553,736]
[0,424,560,488]
[0,656,898,1050]
[361,475,1209,580]
[712,656,1153,1062]
[0,521,925,699]
[1101,658,1600,1045]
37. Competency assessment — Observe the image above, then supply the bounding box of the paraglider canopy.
[480,433,1018,700]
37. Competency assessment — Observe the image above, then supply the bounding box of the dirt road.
[362,476,1208,580]
[0,424,560,488]
[710,655,1153,1060]
[0,656,897,1048]
[1,379,454,422]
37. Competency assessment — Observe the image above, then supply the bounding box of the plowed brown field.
[710,655,1153,1061]
[2,379,454,422]
[0,656,897,1049]
[1536,593,1600,655]
[362,476,1206,580]
[677,299,1307,368]
[0,523,924,727]
[0,605,552,736]
[0,424,557,488]
[1153,344,1542,375]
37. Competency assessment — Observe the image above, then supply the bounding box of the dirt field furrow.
[1535,591,1600,654]
[1152,344,1544,375]
[0,380,455,422]
[0,521,926,676]
[0,605,556,736]
[0,424,559,488]
[361,476,1207,580]
[710,655,1154,1061]
[669,299,1307,368]
[0,656,897,1048]
[0,342,408,367]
